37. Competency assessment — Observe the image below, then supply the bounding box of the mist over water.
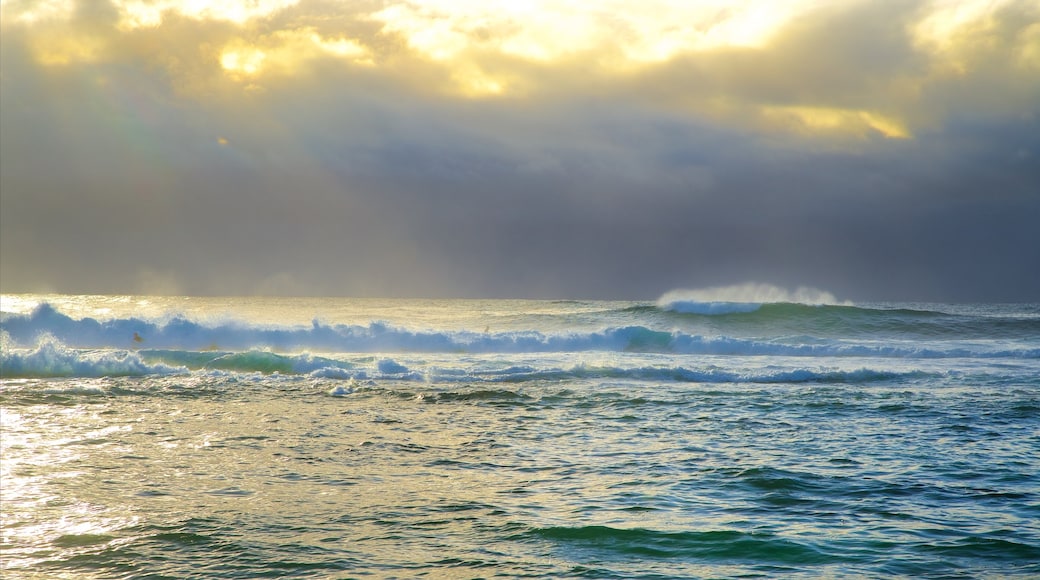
[2,294,1039,578]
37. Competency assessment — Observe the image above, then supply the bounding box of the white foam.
[1,335,187,378]
[2,303,1033,363]
[328,379,361,396]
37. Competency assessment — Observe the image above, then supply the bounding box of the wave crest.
[657,283,843,314]
[1,335,186,378]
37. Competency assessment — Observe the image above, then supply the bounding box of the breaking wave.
[2,303,1037,364]
[0,339,945,384]
[0,336,187,378]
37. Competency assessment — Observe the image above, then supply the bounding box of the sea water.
[1,295,1038,578]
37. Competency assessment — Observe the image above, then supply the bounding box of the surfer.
[133,332,144,344]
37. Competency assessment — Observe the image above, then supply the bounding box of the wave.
[0,339,958,384]
[661,301,764,315]
[481,364,936,386]
[655,299,948,320]
[658,283,842,307]
[651,301,1040,342]
[2,303,1037,361]
[0,336,187,378]
[655,284,962,321]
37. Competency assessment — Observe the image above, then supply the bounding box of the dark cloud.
[1,1,1038,300]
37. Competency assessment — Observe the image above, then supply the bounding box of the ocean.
[1,294,1038,578]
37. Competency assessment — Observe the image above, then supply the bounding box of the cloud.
[1,0,1038,300]
[110,0,301,28]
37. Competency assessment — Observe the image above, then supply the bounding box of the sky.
[1,0,1038,301]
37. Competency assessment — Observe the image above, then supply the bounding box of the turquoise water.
[2,295,1039,578]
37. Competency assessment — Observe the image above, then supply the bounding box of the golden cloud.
[110,0,300,29]
[219,28,372,81]
[761,106,911,140]
[369,0,821,66]
[2,0,1036,138]
[0,0,76,24]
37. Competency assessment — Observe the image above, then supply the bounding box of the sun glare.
[365,0,831,97]
[370,0,812,66]
[452,65,507,97]
[220,44,266,76]
[218,29,372,81]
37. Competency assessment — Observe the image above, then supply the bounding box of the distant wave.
[656,282,856,318]
[657,283,843,308]
[649,300,1040,342]
[657,300,947,320]
[655,283,854,317]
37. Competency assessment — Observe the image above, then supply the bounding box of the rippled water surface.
[2,296,1039,578]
